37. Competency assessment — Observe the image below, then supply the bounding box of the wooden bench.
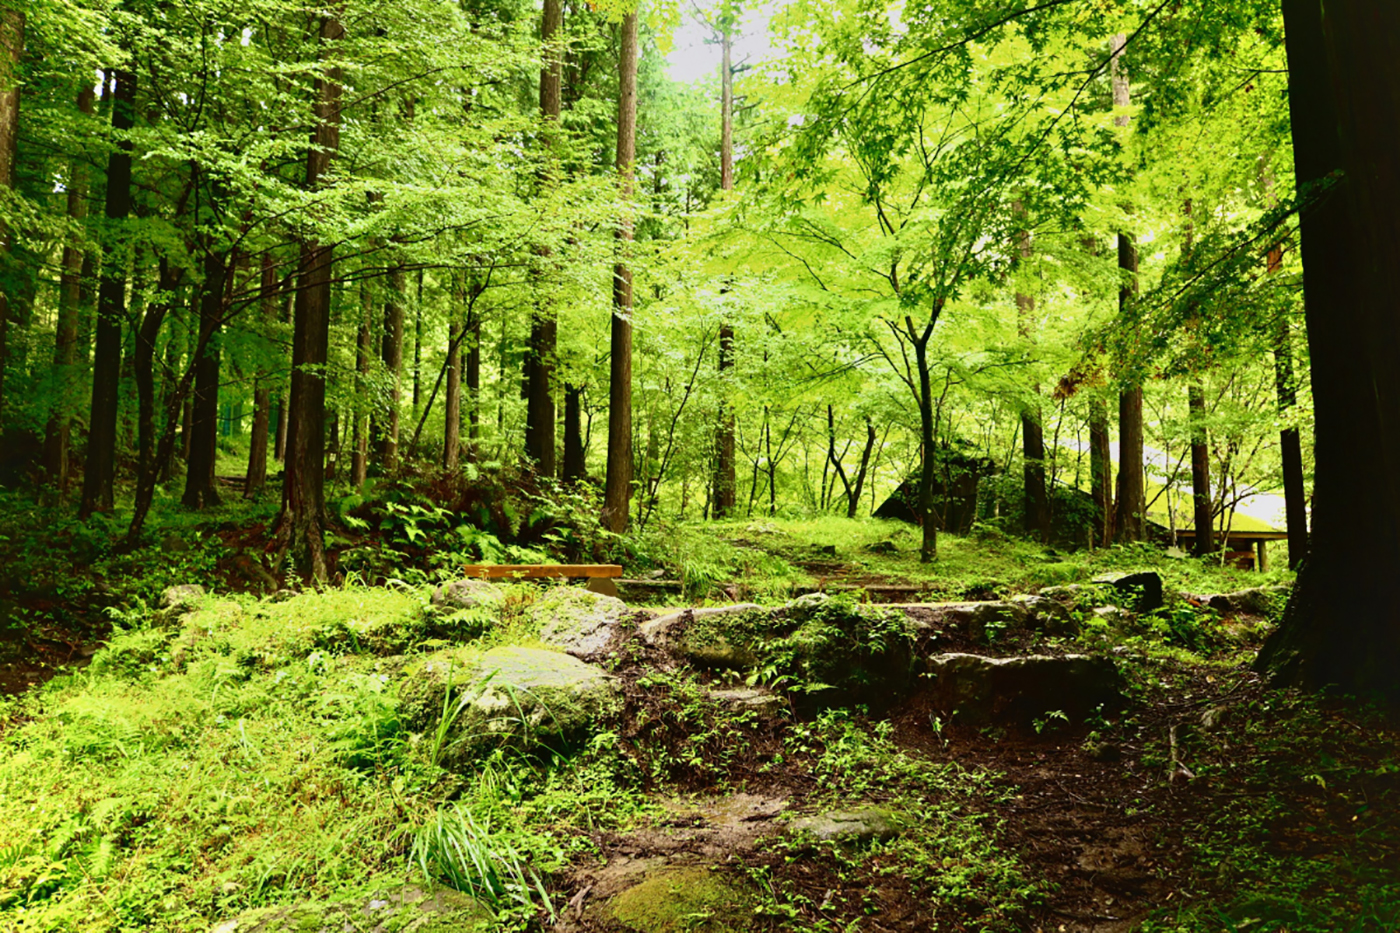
[461,564,623,597]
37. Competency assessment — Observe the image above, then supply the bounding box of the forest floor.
[0,484,1397,933]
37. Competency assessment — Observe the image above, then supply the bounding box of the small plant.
[409,804,555,922]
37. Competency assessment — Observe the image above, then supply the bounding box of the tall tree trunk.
[132,262,181,507]
[0,8,20,428]
[245,254,277,497]
[182,250,226,508]
[275,12,343,582]
[44,86,95,493]
[711,25,738,517]
[563,384,585,481]
[1110,34,1145,543]
[1089,394,1112,547]
[1257,0,1400,704]
[1015,207,1049,542]
[1269,244,1309,568]
[912,322,938,562]
[81,68,135,518]
[442,276,463,471]
[1188,381,1214,555]
[847,416,876,519]
[603,11,638,533]
[466,294,481,462]
[377,266,405,471]
[525,0,564,476]
[351,278,373,485]
[412,270,423,412]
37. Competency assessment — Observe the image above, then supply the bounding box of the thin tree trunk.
[43,86,95,493]
[378,266,405,471]
[603,11,638,533]
[443,276,463,471]
[245,255,277,497]
[0,9,21,428]
[847,416,876,519]
[466,294,481,461]
[81,67,136,518]
[563,384,586,481]
[275,12,344,582]
[1110,34,1145,543]
[351,278,373,485]
[182,250,227,508]
[1188,381,1214,555]
[1015,206,1049,542]
[712,24,738,517]
[1270,248,1309,569]
[1089,394,1112,547]
[133,262,181,506]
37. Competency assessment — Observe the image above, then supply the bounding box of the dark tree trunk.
[351,278,373,485]
[133,263,181,504]
[603,11,638,533]
[377,266,405,471]
[913,324,938,562]
[0,9,20,428]
[525,0,563,477]
[466,295,480,462]
[1257,0,1400,705]
[275,13,343,582]
[1015,211,1049,542]
[712,323,736,516]
[43,86,94,493]
[1113,230,1144,543]
[1188,381,1214,555]
[847,416,876,519]
[182,250,227,509]
[81,68,135,518]
[1089,394,1112,547]
[443,276,463,471]
[1270,241,1309,568]
[245,255,277,498]
[563,384,586,481]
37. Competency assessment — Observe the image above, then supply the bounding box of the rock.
[923,653,1124,724]
[609,866,754,933]
[161,584,205,611]
[1091,605,1135,634]
[786,592,833,617]
[705,687,786,715]
[910,601,1030,642]
[531,587,630,659]
[400,646,620,768]
[865,540,898,555]
[639,604,764,656]
[1204,586,1290,617]
[1008,595,1076,634]
[788,807,902,844]
[1091,571,1164,613]
[430,579,504,613]
[210,884,486,933]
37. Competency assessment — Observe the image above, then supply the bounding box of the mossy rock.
[529,586,629,658]
[610,866,755,933]
[399,645,621,768]
[210,884,488,933]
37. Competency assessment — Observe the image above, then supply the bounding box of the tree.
[0,6,19,427]
[603,10,638,533]
[1257,0,1400,705]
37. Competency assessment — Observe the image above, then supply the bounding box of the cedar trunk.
[182,251,226,508]
[1257,0,1400,704]
[1188,381,1213,555]
[603,12,638,533]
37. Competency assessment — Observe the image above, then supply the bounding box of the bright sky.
[665,3,778,84]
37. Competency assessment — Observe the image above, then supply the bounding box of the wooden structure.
[461,564,623,597]
[1171,529,1288,571]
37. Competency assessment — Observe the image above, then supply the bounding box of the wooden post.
[1256,539,1269,573]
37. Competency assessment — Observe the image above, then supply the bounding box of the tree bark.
[603,12,638,533]
[443,276,463,471]
[525,0,564,476]
[1257,0,1400,705]
[44,85,95,493]
[1269,244,1309,568]
[0,8,20,428]
[182,249,227,508]
[847,416,876,519]
[563,384,586,481]
[81,68,136,518]
[275,12,343,582]
[1110,34,1145,543]
[466,291,481,462]
[1089,394,1112,547]
[712,24,738,518]
[378,265,405,471]
[1188,381,1214,555]
[351,278,373,485]
[245,254,277,497]
[132,262,181,509]
[1015,207,1049,542]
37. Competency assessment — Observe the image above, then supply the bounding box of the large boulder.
[400,646,620,767]
[608,866,754,933]
[530,587,630,659]
[923,653,1124,724]
[1203,586,1290,617]
[210,885,487,933]
[639,604,767,668]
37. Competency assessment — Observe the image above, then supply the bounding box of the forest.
[0,0,1398,931]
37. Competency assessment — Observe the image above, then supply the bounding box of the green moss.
[610,867,754,933]
[214,885,489,933]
